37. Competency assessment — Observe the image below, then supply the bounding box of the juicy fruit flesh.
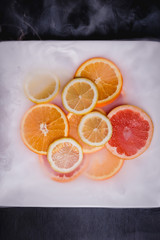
[66,82,94,111]
[108,109,150,156]
[51,142,80,169]
[85,147,124,179]
[68,113,102,153]
[80,62,118,101]
[82,116,109,143]
[40,155,87,182]
[27,74,56,99]
[22,105,67,153]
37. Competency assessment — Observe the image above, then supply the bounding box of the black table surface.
[0,1,160,239]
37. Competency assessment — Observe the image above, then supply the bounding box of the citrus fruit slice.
[24,72,59,103]
[78,111,112,147]
[21,104,68,154]
[84,147,124,180]
[67,113,103,153]
[39,154,88,183]
[106,105,154,159]
[62,78,98,115]
[75,57,123,107]
[47,138,83,173]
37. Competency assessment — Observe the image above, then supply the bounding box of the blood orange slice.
[39,155,88,182]
[106,105,154,159]
[84,147,124,180]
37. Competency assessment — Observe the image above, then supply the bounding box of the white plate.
[0,41,160,207]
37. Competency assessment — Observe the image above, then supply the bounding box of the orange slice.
[84,147,124,180]
[62,78,98,115]
[21,104,68,154]
[78,111,112,147]
[67,112,103,153]
[106,105,154,159]
[39,154,88,183]
[75,57,123,107]
[47,138,83,173]
[24,72,60,103]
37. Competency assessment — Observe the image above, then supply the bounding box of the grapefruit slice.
[75,57,123,107]
[39,155,88,183]
[67,112,103,154]
[21,104,68,154]
[106,105,154,159]
[62,78,98,115]
[84,147,124,180]
[24,72,60,103]
[78,111,112,147]
[47,138,83,173]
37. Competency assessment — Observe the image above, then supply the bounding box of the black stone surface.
[0,1,160,239]
[0,208,160,240]
[0,0,160,40]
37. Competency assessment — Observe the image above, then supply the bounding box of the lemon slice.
[24,72,60,103]
[78,111,112,147]
[47,138,83,173]
[62,78,98,115]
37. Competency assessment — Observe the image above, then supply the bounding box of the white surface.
[0,41,160,207]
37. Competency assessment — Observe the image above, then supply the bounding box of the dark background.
[0,0,160,239]
[0,0,160,40]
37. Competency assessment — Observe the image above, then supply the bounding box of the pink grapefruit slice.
[106,105,154,159]
[39,155,88,183]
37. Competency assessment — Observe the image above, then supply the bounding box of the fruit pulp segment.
[51,142,80,169]
[80,62,118,101]
[85,147,124,179]
[66,82,94,111]
[23,106,67,152]
[28,74,56,99]
[82,116,109,143]
[108,109,150,156]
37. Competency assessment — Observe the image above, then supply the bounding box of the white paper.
[0,41,160,207]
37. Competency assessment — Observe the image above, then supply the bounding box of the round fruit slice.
[24,72,59,103]
[106,105,154,159]
[84,147,124,180]
[62,78,98,115]
[39,155,88,183]
[78,111,112,147]
[47,138,83,173]
[67,113,103,153]
[75,57,123,107]
[21,104,68,154]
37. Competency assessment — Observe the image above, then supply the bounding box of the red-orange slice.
[106,105,154,159]
[39,155,88,182]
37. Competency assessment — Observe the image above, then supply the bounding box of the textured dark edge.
[0,0,160,41]
[0,207,160,240]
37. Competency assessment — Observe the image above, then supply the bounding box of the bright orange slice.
[106,105,154,159]
[47,138,83,173]
[39,154,88,183]
[67,113,103,153]
[75,57,123,106]
[84,147,124,180]
[78,111,112,147]
[62,78,98,115]
[21,104,68,154]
